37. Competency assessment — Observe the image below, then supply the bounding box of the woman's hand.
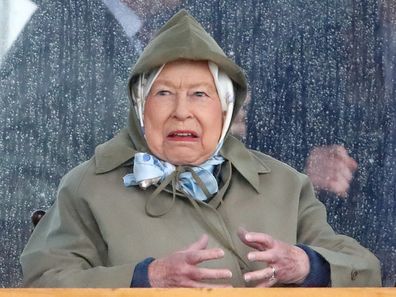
[148,234,233,287]
[238,228,310,287]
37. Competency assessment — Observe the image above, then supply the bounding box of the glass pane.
[0,0,394,287]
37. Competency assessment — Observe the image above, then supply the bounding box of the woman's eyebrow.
[151,79,175,88]
[189,82,217,91]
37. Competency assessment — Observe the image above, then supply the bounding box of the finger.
[320,166,351,194]
[186,248,225,264]
[193,267,233,281]
[185,234,209,252]
[186,280,233,288]
[333,146,358,171]
[332,158,356,178]
[338,166,353,182]
[247,250,276,262]
[237,228,266,250]
[256,275,278,288]
[244,267,274,283]
[243,232,275,251]
[329,178,350,197]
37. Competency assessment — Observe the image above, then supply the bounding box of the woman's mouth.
[167,130,199,141]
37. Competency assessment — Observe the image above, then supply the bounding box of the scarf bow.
[123,152,224,201]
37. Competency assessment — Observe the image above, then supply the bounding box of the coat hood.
[127,9,248,152]
[95,9,267,193]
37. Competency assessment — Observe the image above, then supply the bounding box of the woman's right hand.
[148,234,233,287]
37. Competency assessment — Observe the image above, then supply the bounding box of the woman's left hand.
[238,228,310,287]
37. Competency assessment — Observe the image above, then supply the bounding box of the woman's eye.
[157,90,171,96]
[194,91,207,97]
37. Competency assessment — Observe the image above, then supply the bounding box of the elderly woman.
[21,10,381,287]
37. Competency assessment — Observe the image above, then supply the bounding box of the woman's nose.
[172,94,193,120]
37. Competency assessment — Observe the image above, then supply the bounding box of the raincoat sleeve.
[20,163,137,288]
[296,175,382,286]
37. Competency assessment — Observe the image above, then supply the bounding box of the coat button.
[351,270,358,280]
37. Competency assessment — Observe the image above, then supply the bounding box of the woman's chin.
[163,152,211,166]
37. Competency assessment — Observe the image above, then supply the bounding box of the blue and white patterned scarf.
[123,153,225,201]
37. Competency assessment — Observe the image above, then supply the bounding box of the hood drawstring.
[144,162,250,270]
[187,190,250,270]
[142,164,215,217]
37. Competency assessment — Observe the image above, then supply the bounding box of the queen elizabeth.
[21,10,380,288]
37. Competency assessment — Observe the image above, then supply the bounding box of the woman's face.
[144,60,223,165]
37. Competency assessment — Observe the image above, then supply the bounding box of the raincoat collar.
[220,135,270,193]
[94,129,270,193]
[94,128,138,173]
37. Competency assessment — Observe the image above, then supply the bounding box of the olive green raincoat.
[21,10,381,287]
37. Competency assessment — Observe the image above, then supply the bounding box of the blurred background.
[0,0,395,287]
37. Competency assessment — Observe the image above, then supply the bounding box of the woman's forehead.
[153,60,216,87]
[160,59,210,73]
